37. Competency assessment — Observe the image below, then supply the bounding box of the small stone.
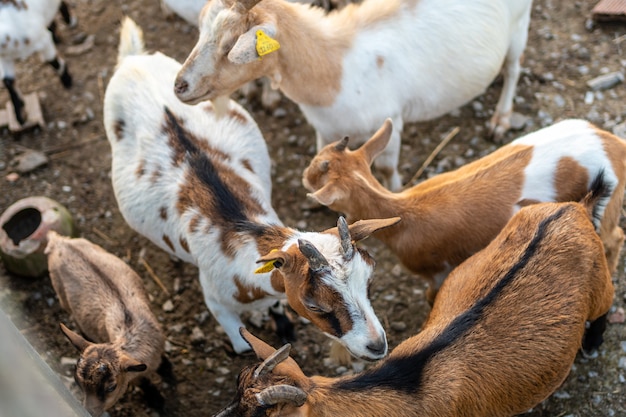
[613,122,626,140]
[162,299,174,312]
[619,357,626,370]
[164,340,173,353]
[621,341,626,353]
[60,357,77,367]
[62,185,72,192]
[608,307,625,324]
[390,321,407,332]
[181,358,193,366]
[584,91,595,105]
[6,172,20,182]
[509,112,530,130]
[553,390,571,399]
[13,149,48,174]
[272,107,287,118]
[335,366,348,374]
[586,72,624,91]
[190,326,206,344]
[216,366,230,375]
[351,361,365,373]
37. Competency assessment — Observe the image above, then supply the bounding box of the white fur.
[175,0,533,190]
[0,0,74,123]
[104,18,385,358]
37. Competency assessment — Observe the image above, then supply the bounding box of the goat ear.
[359,118,394,165]
[348,217,401,242]
[256,250,290,273]
[239,328,307,381]
[120,354,148,373]
[307,182,342,207]
[59,323,91,352]
[228,24,278,65]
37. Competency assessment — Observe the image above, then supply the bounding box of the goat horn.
[213,402,238,417]
[253,343,292,379]
[335,136,349,151]
[337,216,354,260]
[298,239,330,273]
[256,385,307,407]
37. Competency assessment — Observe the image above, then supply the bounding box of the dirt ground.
[0,0,625,416]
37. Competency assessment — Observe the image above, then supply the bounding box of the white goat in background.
[104,17,398,358]
[0,0,75,124]
[160,0,353,109]
[174,0,533,191]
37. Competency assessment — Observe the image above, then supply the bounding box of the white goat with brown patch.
[160,0,352,109]
[45,231,165,417]
[174,0,533,190]
[104,17,398,359]
[214,178,615,417]
[304,119,626,304]
[0,0,75,124]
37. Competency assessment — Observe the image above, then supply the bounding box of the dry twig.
[405,126,460,187]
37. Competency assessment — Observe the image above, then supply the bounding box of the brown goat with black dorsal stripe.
[45,231,165,417]
[303,118,626,305]
[214,174,614,417]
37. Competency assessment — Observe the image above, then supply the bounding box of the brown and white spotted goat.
[304,118,626,304]
[45,231,165,417]
[0,0,75,124]
[104,17,398,359]
[216,175,615,417]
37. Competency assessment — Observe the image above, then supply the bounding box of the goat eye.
[105,384,117,393]
[306,302,331,314]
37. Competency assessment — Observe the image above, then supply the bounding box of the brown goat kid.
[215,176,614,417]
[303,118,626,303]
[45,231,165,417]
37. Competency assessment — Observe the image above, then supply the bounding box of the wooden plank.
[592,0,626,22]
[6,92,45,133]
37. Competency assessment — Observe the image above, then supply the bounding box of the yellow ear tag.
[255,249,280,274]
[256,30,280,58]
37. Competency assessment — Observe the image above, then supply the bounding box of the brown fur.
[162,234,175,252]
[46,232,164,416]
[113,119,125,141]
[304,120,626,303]
[220,197,614,417]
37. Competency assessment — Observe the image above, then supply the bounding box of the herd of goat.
[3,0,626,415]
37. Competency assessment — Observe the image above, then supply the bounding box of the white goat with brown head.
[304,119,626,304]
[104,17,398,359]
[0,0,75,124]
[214,177,615,417]
[45,231,165,417]
[174,0,533,190]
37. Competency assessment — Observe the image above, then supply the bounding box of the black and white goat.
[104,17,398,359]
[0,0,75,124]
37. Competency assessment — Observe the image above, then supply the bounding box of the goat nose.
[174,78,189,95]
[366,339,387,356]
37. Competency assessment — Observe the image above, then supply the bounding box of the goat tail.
[581,169,613,231]
[118,16,145,64]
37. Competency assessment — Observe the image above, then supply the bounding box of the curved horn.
[298,239,330,273]
[334,136,349,151]
[337,216,354,260]
[213,402,238,417]
[253,343,292,379]
[256,385,307,407]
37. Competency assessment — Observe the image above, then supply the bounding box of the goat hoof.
[61,72,73,89]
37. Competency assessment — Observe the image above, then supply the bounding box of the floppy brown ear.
[120,354,148,373]
[307,181,343,207]
[239,328,307,382]
[358,118,393,165]
[60,323,92,353]
[348,217,401,241]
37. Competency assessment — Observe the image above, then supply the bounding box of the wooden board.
[592,0,626,22]
[6,92,45,133]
